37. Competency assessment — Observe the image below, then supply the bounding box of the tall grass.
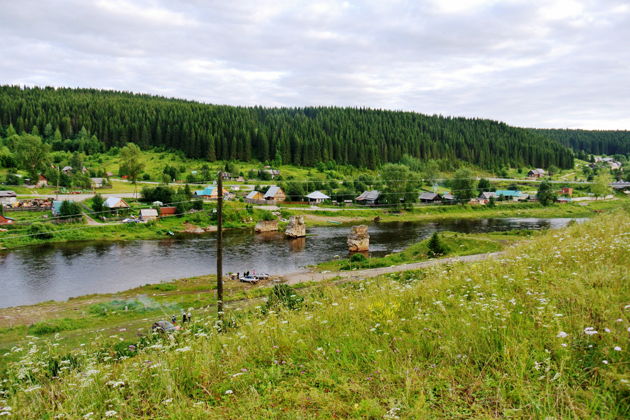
[1,211,629,418]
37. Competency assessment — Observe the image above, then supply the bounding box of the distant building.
[355,190,380,205]
[245,191,264,203]
[495,190,524,201]
[36,175,48,188]
[140,208,158,221]
[561,187,573,196]
[263,169,281,179]
[90,178,104,188]
[305,191,330,204]
[479,192,497,200]
[264,186,286,202]
[62,166,73,174]
[0,190,17,206]
[441,192,456,203]
[159,207,177,217]
[418,192,441,203]
[103,197,130,209]
[528,168,546,178]
[612,181,630,192]
[194,186,229,200]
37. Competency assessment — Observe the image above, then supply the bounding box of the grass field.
[1,209,628,418]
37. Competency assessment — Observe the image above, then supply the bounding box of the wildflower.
[104,411,117,417]
[602,360,609,365]
[556,331,568,338]
[614,346,622,351]
[82,413,94,419]
[561,343,568,347]
[225,390,233,395]
[584,327,598,335]
[175,346,191,352]
[162,398,172,405]
[604,328,611,333]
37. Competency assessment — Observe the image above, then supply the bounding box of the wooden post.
[216,172,224,325]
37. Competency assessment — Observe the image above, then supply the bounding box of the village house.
[262,168,281,179]
[612,181,630,192]
[0,191,17,206]
[140,208,158,222]
[264,186,286,202]
[418,192,441,203]
[528,168,546,178]
[159,207,177,217]
[90,178,105,188]
[62,166,73,174]
[104,197,130,210]
[441,192,456,203]
[495,190,525,201]
[305,191,330,204]
[479,192,497,202]
[36,175,48,188]
[194,186,230,200]
[0,214,15,225]
[560,187,573,196]
[355,190,380,205]
[245,190,264,203]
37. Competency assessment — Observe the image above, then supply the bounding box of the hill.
[2,210,628,418]
[0,85,573,170]
[533,128,630,156]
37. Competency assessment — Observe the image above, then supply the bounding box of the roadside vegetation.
[0,210,628,418]
[314,230,534,272]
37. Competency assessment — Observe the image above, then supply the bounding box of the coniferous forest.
[532,128,630,156]
[0,85,576,169]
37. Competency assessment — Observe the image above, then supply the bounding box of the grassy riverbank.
[313,229,535,272]
[1,210,628,418]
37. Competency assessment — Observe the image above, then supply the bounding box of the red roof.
[0,215,15,225]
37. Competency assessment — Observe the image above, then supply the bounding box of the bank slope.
[2,211,629,418]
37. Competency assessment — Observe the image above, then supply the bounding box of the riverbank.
[1,210,628,418]
[1,198,622,250]
[0,228,526,360]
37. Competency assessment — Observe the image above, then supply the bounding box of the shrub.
[350,253,367,263]
[28,223,54,239]
[263,284,304,313]
[427,232,447,257]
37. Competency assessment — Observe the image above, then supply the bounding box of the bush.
[28,223,54,239]
[263,285,304,313]
[427,232,447,257]
[350,253,368,263]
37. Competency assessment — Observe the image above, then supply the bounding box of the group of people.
[171,310,192,325]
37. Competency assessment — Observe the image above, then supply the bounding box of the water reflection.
[0,217,585,308]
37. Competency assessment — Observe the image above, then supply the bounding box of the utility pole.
[216,171,224,326]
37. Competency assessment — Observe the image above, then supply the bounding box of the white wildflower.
[614,346,622,351]
[104,410,117,417]
[584,327,598,336]
[175,346,191,353]
[556,331,568,338]
[225,389,233,395]
[82,413,94,419]
[602,360,609,365]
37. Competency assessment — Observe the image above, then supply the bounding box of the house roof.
[442,193,455,200]
[529,168,545,174]
[306,191,330,200]
[246,191,262,199]
[612,181,630,190]
[0,190,17,198]
[355,190,380,201]
[140,208,158,217]
[264,186,282,198]
[0,215,15,223]
[495,190,522,197]
[480,192,497,199]
[104,197,128,208]
[194,186,228,197]
[62,166,73,172]
[419,192,440,200]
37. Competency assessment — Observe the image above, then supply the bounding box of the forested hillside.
[533,128,630,155]
[0,85,573,169]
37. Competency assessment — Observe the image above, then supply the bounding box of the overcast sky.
[1,0,629,129]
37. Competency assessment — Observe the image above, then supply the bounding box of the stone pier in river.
[347,225,369,252]
[284,216,306,238]
[255,220,278,233]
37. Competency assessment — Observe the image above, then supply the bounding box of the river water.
[0,218,584,308]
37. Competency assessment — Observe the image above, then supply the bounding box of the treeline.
[0,85,573,169]
[533,128,630,156]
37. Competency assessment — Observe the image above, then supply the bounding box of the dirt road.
[280,251,504,285]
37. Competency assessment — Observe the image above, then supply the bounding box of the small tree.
[477,178,492,193]
[488,195,496,208]
[92,194,104,213]
[537,180,556,206]
[591,173,612,199]
[427,232,447,257]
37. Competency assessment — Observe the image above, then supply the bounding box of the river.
[0,217,584,308]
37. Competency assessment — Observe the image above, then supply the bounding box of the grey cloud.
[0,0,628,128]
